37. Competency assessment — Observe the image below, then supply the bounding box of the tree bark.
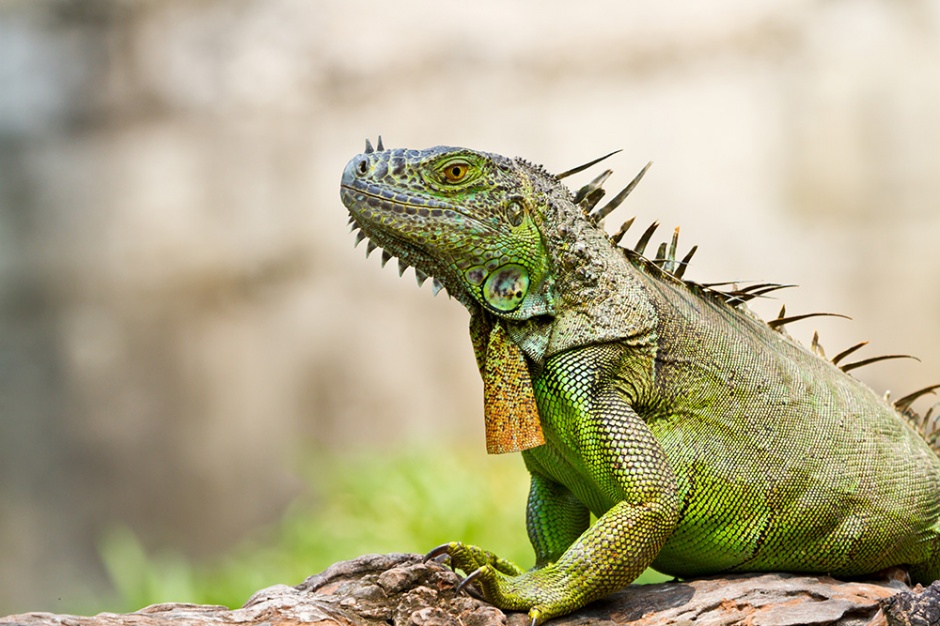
[2,553,935,626]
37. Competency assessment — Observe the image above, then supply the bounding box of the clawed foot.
[423,542,568,625]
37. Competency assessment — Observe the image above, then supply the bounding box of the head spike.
[655,242,667,262]
[744,283,796,298]
[831,341,869,366]
[840,354,919,373]
[578,171,614,215]
[381,250,393,267]
[655,227,680,273]
[582,189,608,215]
[667,227,679,262]
[811,331,826,358]
[723,283,793,305]
[376,135,385,151]
[767,312,850,331]
[365,138,374,154]
[574,169,613,205]
[556,149,623,179]
[592,161,653,223]
[634,221,660,256]
[673,245,698,279]
[722,284,795,305]
[894,384,940,413]
[611,217,636,245]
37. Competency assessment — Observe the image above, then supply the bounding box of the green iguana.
[339,138,940,624]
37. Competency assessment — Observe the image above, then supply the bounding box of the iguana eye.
[441,161,470,183]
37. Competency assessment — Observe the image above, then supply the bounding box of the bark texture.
[4,553,934,626]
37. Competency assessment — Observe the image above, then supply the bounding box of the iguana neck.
[498,175,659,367]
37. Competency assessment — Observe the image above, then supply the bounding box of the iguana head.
[342,140,660,370]
[340,143,555,320]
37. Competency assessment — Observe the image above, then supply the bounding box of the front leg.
[525,470,590,569]
[428,472,588,613]
[440,345,681,623]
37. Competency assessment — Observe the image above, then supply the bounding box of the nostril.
[357,159,368,175]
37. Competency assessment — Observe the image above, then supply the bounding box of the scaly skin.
[339,143,940,624]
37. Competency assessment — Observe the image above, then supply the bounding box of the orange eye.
[442,161,470,183]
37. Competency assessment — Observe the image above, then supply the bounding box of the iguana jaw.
[341,145,554,320]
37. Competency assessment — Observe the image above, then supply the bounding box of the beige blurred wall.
[1,0,938,613]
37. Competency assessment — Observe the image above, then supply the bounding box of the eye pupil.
[441,161,470,183]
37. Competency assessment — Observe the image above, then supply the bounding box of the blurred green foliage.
[97,446,531,611]
[96,445,670,613]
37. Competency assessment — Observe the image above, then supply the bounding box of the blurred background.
[1,0,939,616]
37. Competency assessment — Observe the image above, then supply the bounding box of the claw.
[454,567,484,597]
[424,543,455,571]
[424,543,452,562]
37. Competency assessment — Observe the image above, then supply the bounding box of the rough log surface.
[3,553,937,626]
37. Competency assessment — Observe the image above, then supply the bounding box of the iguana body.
[339,141,940,624]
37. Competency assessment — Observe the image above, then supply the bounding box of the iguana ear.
[482,323,545,454]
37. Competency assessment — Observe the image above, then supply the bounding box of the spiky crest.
[832,341,868,366]
[768,312,849,331]
[840,354,918,373]
[561,149,940,444]
[590,161,652,224]
[346,141,940,450]
[574,169,613,211]
[895,385,940,413]
[556,149,622,179]
[901,404,940,453]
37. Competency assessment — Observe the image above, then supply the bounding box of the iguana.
[339,138,940,624]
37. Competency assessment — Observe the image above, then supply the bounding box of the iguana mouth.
[340,165,456,297]
[340,184,456,220]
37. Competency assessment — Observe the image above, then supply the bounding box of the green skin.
[340,145,940,624]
